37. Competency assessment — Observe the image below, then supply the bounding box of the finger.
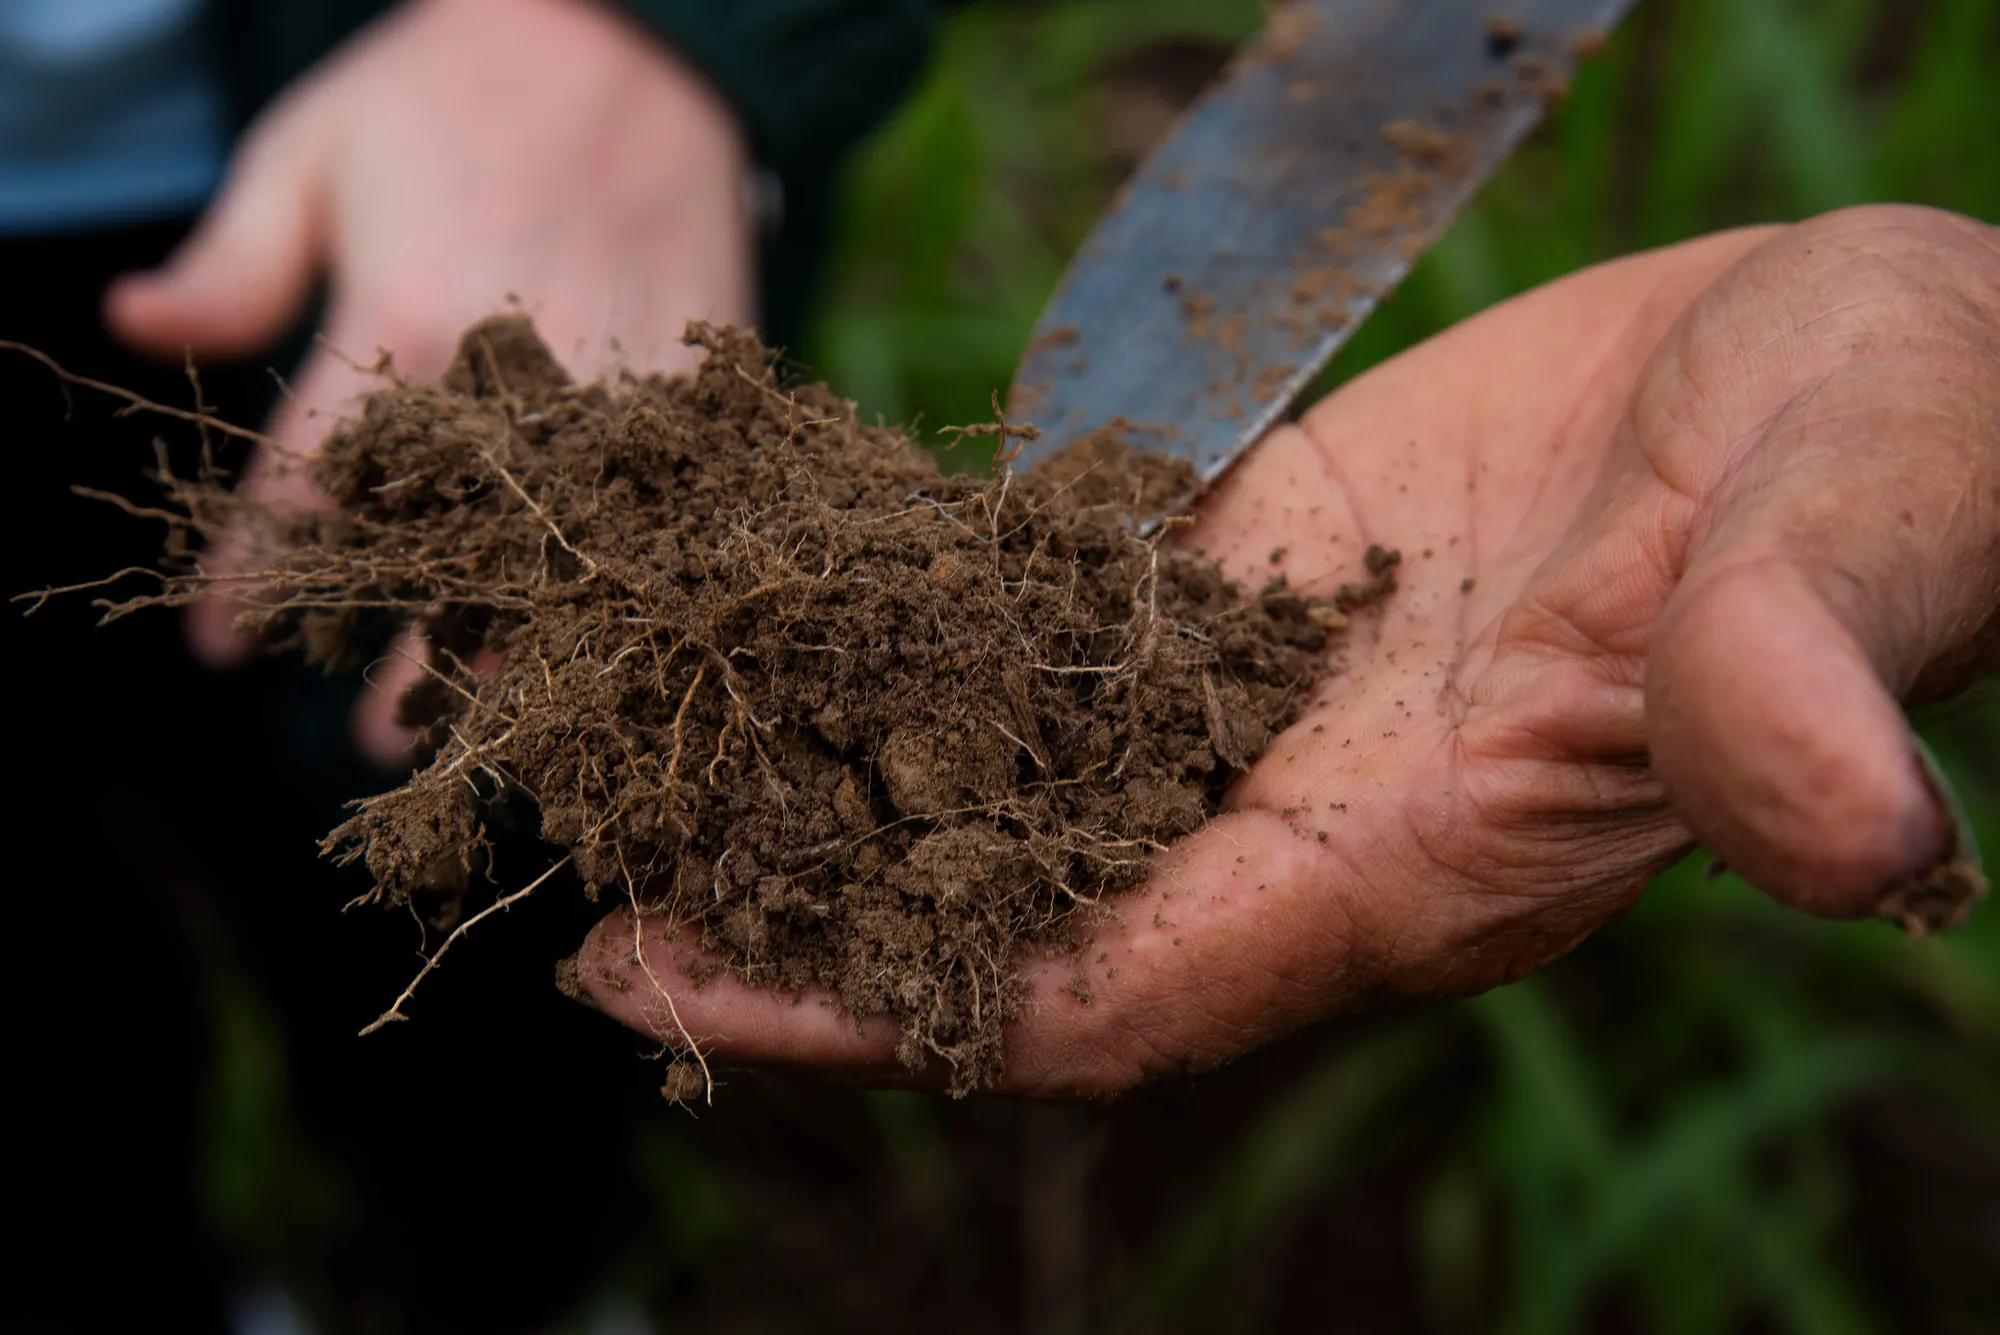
[186,284,476,667]
[352,631,429,768]
[570,908,907,1077]
[353,636,513,771]
[563,814,1347,1097]
[568,798,1502,1099]
[183,339,360,665]
[1642,206,1999,929]
[105,100,328,360]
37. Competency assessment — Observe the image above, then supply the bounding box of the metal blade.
[1008,0,1636,490]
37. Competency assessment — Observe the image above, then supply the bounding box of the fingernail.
[1874,736,1987,937]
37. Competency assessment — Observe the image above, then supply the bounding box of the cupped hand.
[578,204,1999,1095]
[105,0,756,762]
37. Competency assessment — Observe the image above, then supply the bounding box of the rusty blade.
[1007,0,1635,491]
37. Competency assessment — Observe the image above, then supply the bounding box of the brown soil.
[99,317,1355,1094]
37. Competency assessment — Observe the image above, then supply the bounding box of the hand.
[577,205,2000,1095]
[106,0,756,762]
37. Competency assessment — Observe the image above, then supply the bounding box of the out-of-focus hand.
[577,205,1999,1094]
[106,0,756,761]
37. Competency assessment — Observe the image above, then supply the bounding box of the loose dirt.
[90,317,1360,1094]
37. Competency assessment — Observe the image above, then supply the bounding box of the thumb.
[105,103,327,360]
[1642,207,1997,933]
[1647,554,1984,930]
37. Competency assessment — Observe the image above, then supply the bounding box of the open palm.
[579,206,1998,1095]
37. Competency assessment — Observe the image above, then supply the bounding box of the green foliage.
[801,1,2000,1328]
[203,968,352,1292]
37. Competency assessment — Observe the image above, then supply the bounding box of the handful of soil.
[113,317,1351,1093]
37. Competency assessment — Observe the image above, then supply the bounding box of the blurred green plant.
[800,1,1999,1330]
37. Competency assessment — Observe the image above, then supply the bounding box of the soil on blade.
[124,317,1359,1093]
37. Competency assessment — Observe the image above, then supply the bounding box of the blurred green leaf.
[1115,1025,1445,1330]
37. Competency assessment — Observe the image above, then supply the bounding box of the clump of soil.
[106,317,1356,1093]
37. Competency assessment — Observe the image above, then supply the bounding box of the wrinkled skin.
[105,0,756,760]
[578,205,2000,1095]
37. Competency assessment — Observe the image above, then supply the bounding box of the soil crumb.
[114,316,1350,1093]
[1483,14,1524,59]
[1878,857,1987,937]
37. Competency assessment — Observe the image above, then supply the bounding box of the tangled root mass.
[115,317,1354,1092]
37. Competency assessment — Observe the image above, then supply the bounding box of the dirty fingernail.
[1874,736,1987,937]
